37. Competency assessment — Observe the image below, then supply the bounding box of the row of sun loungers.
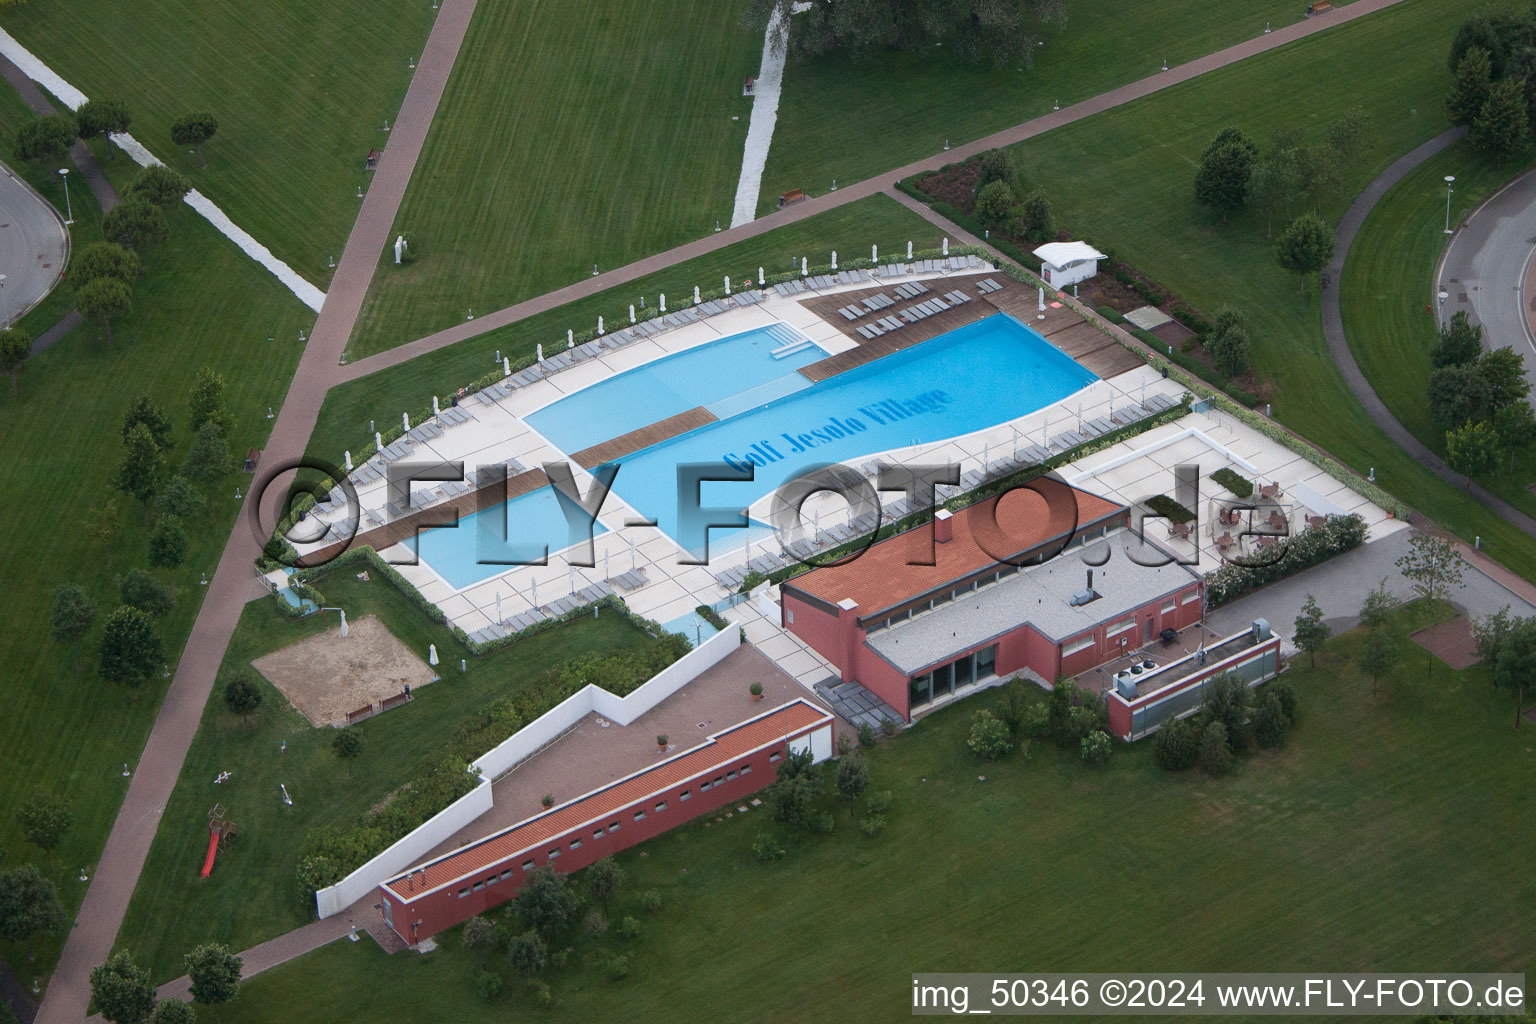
[941,289,972,305]
[605,567,648,592]
[893,281,930,300]
[465,582,616,646]
[974,278,1004,295]
[898,296,951,322]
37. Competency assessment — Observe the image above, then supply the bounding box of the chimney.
[1086,569,1093,591]
[934,508,953,544]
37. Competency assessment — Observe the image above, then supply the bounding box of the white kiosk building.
[1033,241,1107,289]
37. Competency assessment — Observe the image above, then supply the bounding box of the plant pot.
[751,693,764,701]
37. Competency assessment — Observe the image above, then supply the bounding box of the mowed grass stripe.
[347,0,760,355]
[2,0,435,281]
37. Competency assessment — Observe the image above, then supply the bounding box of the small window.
[1182,589,1200,605]
[472,880,485,892]
[680,789,692,801]
[1161,599,1176,614]
[769,751,782,763]
[1063,634,1095,656]
[740,764,752,775]
[725,770,737,781]
[570,838,582,850]
[786,608,795,624]
[548,848,561,861]
[609,821,620,832]
[458,887,469,899]
[521,860,534,871]
[1109,616,1136,635]
[500,869,513,880]
[714,776,725,786]
[654,801,667,812]
[634,809,646,821]
[594,828,605,839]
[701,780,712,791]
[487,874,499,886]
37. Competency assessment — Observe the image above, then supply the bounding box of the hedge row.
[1204,513,1370,607]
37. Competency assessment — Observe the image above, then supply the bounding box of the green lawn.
[311,193,941,465]
[345,0,761,356]
[757,0,1369,216]
[0,113,311,979]
[1341,141,1536,528]
[0,0,436,283]
[216,604,1535,1022]
[971,0,1536,580]
[113,574,653,983]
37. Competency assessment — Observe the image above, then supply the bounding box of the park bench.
[778,188,807,207]
[1305,1,1332,14]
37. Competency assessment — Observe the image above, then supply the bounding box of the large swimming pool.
[405,485,608,590]
[534,311,1096,556]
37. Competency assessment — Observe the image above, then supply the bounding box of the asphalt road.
[0,158,66,328]
[1437,169,1536,393]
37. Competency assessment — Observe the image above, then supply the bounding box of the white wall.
[808,723,833,763]
[315,627,739,919]
[315,775,493,918]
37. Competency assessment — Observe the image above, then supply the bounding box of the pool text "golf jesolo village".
[721,389,953,473]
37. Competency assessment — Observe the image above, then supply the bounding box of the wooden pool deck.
[569,405,717,469]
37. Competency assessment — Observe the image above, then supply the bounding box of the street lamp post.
[0,274,7,330]
[58,168,72,225]
[1443,175,1456,234]
[1438,289,1449,319]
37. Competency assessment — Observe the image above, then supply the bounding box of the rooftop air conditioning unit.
[1252,618,1271,642]
[1069,589,1096,607]
[1114,672,1137,698]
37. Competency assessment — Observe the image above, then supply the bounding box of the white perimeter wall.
[314,627,738,918]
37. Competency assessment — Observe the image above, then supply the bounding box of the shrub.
[752,832,786,862]
[976,148,1014,190]
[1210,467,1254,498]
[1095,305,1126,324]
[1065,702,1105,742]
[476,971,503,1001]
[859,815,887,837]
[1021,702,1051,739]
[1146,494,1196,524]
[1081,730,1112,764]
[966,709,1015,759]
[881,716,901,737]
[857,722,877,748]
[836,733,855,757]
[617,916,641,940]
[809,809,836,834]
[1199,721,1235,776]
[582,908,607,936]
[997,679,1030,736]
[749,681,763,697]
[540,793,554,808]
[1203,672,1252,753]
[1267,680,1298,724]
[1205,514,1369,606]
[532,980,552,1006]
[1252,691,1290,749]
[974,180,1016,228]
[638,888,663,913]
[1153,716,1200,771]
[607,954,629,980]
[866,790,893,816]
[548,949,568,970]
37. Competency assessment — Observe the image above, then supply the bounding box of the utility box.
[1033,241,1107,289]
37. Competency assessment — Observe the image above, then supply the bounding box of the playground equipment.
[200,803,238,879]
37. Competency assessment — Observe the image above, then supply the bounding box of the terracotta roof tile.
[785,482,1123,617]
[388,699,830,899]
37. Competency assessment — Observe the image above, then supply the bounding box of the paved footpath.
[36,2,1416,1019]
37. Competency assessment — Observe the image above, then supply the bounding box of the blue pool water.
[527,323,823,452]
[537,311,1097,556]
[405,485,608,590]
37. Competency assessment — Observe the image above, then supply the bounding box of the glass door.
[976,644,997,679]
[909,672,932,709]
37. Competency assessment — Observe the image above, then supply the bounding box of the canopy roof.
[1032,241,1107,267]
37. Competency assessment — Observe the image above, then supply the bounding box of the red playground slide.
[200,827,221,878]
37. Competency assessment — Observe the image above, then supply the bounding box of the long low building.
[378,699,833,944]
[780,482,1205,721]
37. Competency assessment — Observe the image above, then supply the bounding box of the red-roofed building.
[378,699,833,944]
[780,481,1204,720]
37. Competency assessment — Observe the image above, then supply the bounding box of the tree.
[121,395,172,450]
[975,148,1014,190]
[1490,617,1536,729]
[75,99,132,158]
[184,942,242,1021]
[12,113,77,164]
[1445,419,1500,493]
[834,754,869,813]
[98,606,163,690]
[1016,188,1053,242]
[171,112,218,167]
[461,916,494,970]
[1472,606,1517,666]
[16,786,74,868]
[1477,346,1531,414]
[1293,594,1331,668]
[331,729,362,772]
[1358,624,1399,698]
[1472,76,1529,169]
[1446,46,1493,125]
[0,327,30,395]
[1198,721,1234,776]
[72,242,141,291]
[1203,672,1251,753]
[1207,306,1251,377]
[506,928,547,978]
[514,866,577,937]
[188,366,231,436]
[119,568,174,618]
[1194,128,1257,220]
[1431,311,1483,368]
[1428,363,1489,426]
[76,276,133,344]
[1275,212,1334,293]
[125,165,191,209]
[586,857,624,913]
[222,671,262,723]
[154,475,200,521]
[85,499,121,568]
[147,1000,197,1024]
[1492,400,1536,470]
[1448,17,1509,77]
[1251,691,1289,749]
[1358,579,1396,632]
[102,198,168,252]
[184,422,233,513]
[765,746,821,829]
[116,424,163,518]
[147,515,187,594]
[89,951,157,1024]
[50,583,98,665]
[973,179,1015,229]
[0,866,67,964]
[1394,534,1466,611]
[965,708,1015,759]
[1152,715,1199,770]
[1323,106,1371,164]
[1247,155,1302,239]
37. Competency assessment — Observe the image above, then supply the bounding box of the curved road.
[0,158,66,327]
[1323,126,1536,537]
[1438,167,1536,393]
